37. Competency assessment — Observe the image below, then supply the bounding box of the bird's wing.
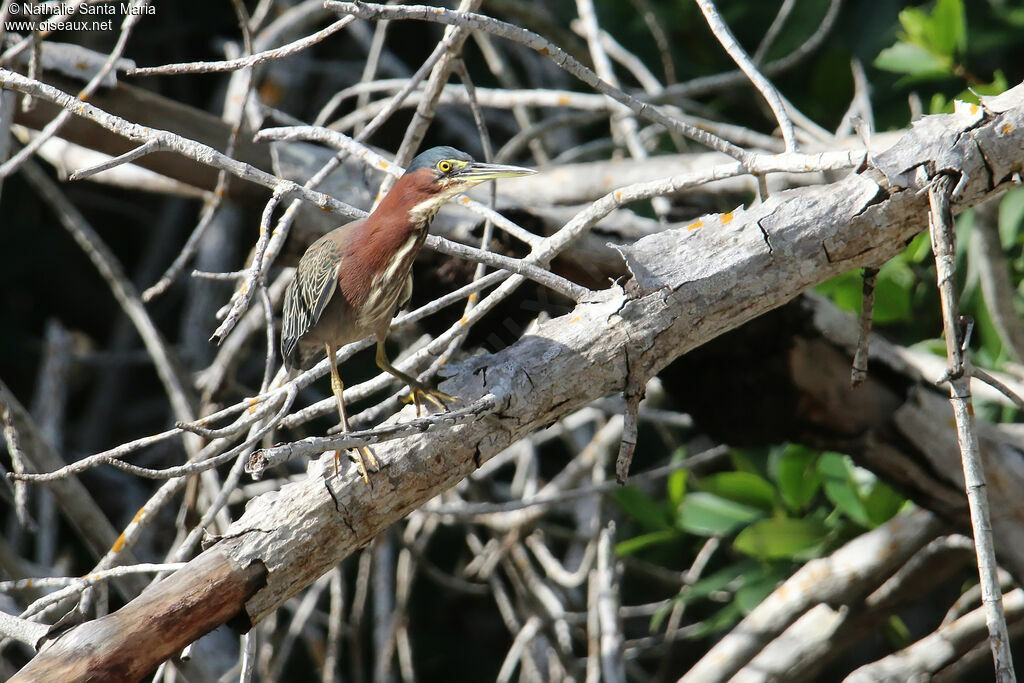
[280,237,341,369]
[398,272,413,309]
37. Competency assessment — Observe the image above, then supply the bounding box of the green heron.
[280,146,535,482]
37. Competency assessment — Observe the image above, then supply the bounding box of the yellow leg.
[374,337,455,417]
[325,343,378,483]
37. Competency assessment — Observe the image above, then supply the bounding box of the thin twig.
[851,266,878,388]
[971,198,1024,362]
[425,235,586,301]
[597,522,625,683]
[67,140,166,181]
[20,160,201,457]
[0,0,147,178]
[209,187,286,344]
[0,610,48,649]
[2,404,33,529]
[694,0,798,152]
[247,394,497,476]
[325,1,752,164]
[0,69,362,219]
[971,367,1024,412]
[928,172,1016,683]
[128,17,354,75]
[0,563,186,593]
[142,33,256,303]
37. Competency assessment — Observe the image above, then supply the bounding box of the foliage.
[614,445,906,634]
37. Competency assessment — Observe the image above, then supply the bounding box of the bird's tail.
[269,363,296,391]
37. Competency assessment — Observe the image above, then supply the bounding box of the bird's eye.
[437,160,452,173]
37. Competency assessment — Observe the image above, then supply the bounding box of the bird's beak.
[454,161,537,182]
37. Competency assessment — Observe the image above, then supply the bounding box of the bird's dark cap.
[406,146,474,174]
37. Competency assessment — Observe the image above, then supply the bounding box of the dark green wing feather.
[281,237,341,370]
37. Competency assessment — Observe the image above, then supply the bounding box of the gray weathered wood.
[223,85,1024,624]
[11,84,1024,679]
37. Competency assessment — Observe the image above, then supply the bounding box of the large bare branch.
[13,81,1024,679]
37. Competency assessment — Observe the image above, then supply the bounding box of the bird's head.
[398,146,535,222]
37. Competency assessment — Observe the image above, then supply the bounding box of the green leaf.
[873,260,915,323]
[676,560,760,605]
[616,529,679,556]
[677,492,764,537]
[818,453,872,527]
[930,92,953,114]
[896,0,965,58]
[863,482,907,527]
[884,615,913,648]
[952,72,1009,110]
[734,518,830,560]
[698,471,777,512]
[929,0,966,57]
[685,602,744,639]
[815,270,864,314]
[667,451,688,508]
[728,449,762,476]
[874,41,950,77]
[613,487,672,531]
[773,444,821,512]
[999,188,1024,249]
[965,284,1005,365]
[734,566,791,613]
[907,232,933,263]
[967,70,1008,98]
[897,7,933,49]
[995,7,1024,28]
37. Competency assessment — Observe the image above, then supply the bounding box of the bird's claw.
[333,445,379,485]
[402,384,456,417]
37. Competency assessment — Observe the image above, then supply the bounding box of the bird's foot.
[333,446,379,485]
[402,381,456,417]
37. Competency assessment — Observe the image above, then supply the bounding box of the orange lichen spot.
[570,316,581,324]
[459,196,471,204]
[379,159,389,169]
[1002,124,1014,135]
[439,358,446,366]
[721,211,734,225]
[22,579,32,588]
[685,220,704,231]
[970,103,979,115]
[540,47,550,56]
[468,292,478,303]
[557,95,570,106]
[615,191,622,201]
[111,532,127,553]
[460,316,468,325]
[248,397,260,414]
